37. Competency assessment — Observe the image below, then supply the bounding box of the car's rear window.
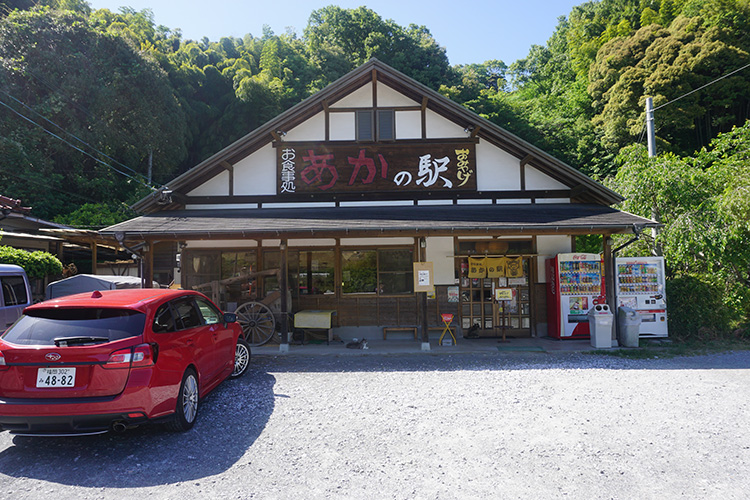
[1,308,146,346]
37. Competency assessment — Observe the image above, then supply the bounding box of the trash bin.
[618,307,641,348]
[588,304,614,349]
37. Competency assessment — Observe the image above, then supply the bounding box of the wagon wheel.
[235,301,276,346]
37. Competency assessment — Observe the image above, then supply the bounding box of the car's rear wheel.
[167,369,198,432]
[230,338,251,379]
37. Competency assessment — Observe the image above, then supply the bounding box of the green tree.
[305,6,456,90]
[609,123,750,333]
[0,7,188,220]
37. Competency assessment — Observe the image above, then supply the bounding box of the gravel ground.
[1,351,749,499]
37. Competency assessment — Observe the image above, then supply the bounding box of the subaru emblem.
[45,353,61,362]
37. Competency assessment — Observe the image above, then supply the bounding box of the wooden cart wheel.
[235,301,276,346]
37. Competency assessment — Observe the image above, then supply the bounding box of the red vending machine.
[546,253,605,339]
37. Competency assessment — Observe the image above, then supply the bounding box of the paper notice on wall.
[418,270,431,286]
[413,262,435,292]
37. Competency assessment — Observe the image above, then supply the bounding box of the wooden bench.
[382,326,418,340]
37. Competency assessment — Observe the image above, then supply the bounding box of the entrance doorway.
[457,240,532,338]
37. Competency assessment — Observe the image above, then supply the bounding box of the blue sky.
[86,0,585,65]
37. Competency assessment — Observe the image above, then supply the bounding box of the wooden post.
[603,235,616,344]
[279,240,290,352]
[419,237,430,350]
[90,242,97,275]
[421,291,429,343]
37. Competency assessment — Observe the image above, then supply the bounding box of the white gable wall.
[186,81,576,199]
[285,112,325,142]
[233,144,276,196]
[377,84,417,107]
[525,166,568,190]
[395,111,421,139]
[330,113,355,140]
[476,140,522,191]
[425,109,464,138]
[188,170,230,196]
[331,84,372,108]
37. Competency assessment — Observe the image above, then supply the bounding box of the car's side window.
[195,298,222,325]
[173,298,202,330]
[1,277,27,306]
[153,303,176,333]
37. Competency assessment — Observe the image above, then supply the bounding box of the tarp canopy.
[46,275,156,300]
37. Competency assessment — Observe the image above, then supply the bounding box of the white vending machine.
[615,256,668,337]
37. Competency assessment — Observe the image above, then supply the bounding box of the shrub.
[666,274,745,340]
[0,246,63,279]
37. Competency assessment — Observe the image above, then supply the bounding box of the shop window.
[342,248,413,295]
[356,110,395,141]
[296,250,335,296]
[185,252,220,291]
[221,251,256,279]
[342,250,377,294]
[262,250,281,296]
[378,248,413,295]
[184,250,257,311]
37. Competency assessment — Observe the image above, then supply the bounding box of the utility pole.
[644,96,662,255]
[645,97,656,157]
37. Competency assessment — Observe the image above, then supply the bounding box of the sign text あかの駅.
[276,142,477,196]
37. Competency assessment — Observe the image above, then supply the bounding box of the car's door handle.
[186,338,193,345]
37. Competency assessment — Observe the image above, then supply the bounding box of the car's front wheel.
[230,338,251,379]
[167,369,199,432]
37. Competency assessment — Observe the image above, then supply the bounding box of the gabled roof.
[133,59,622,213]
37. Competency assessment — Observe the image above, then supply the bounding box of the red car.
[0,288,251,436]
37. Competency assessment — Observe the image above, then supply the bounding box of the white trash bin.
[588,304,614,349]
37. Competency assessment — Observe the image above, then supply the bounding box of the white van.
[0,264,32,330]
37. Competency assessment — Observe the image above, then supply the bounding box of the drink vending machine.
[546,253,605,339]
[615,256,668,337]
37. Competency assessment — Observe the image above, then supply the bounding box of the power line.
[653,62,750,111]
[0,88,153,185]
[0,96,157,191]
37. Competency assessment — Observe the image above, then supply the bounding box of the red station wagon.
[0,289,251,436]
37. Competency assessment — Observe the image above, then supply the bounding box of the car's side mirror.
[223,312,237,325]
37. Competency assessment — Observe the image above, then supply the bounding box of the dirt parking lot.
[0,351,749,499]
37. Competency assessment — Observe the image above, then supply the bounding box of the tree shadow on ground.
[0,366,276,488]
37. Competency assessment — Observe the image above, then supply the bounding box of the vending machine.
[615,256,668,337]
[546,253,605,339]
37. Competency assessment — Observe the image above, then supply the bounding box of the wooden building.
[101,59,655,342]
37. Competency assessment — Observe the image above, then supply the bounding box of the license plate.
[36,367,76,388]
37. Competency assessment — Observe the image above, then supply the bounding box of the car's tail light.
[0,351,7,371]
[104,344,155,369]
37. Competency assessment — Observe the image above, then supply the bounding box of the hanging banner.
[505,257,523,278]
[468,257,487,278]
[486,257,506,278]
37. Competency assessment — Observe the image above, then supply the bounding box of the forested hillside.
[1,0,748,333]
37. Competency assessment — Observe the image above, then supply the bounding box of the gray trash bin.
[588,304,613,348]
[618,307,641,347]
